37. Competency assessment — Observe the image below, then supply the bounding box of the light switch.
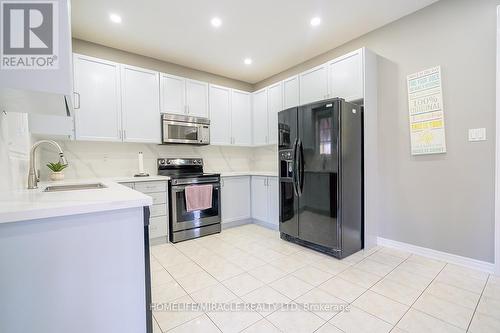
[468,128,486,142]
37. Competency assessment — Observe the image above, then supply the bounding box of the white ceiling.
[71,0,438,84]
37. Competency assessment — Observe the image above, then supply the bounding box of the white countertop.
[0,179,153,225]
[109,175,170,183]
[219,171,278,177]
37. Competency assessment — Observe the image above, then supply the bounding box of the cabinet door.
[251,176,269,223]
[267,177,279,226]
[121,65,161,143]
[160,74,185,114]
[283,75,299,109]
[209,84,231,145]
[299,64,329,105]
[221,176,251,223]
[186,79,209,118]
[73,54,121,142]
[329,51,363,102]
[252,88,268,146]
[231,89,252,145]
[28,114,74,139]
[267,82,282,145]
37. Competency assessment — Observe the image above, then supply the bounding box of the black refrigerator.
[278,98,363,259]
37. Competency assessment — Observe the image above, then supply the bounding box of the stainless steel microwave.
[161,114,210,145]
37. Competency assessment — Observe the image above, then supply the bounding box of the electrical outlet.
[468,128,486,142]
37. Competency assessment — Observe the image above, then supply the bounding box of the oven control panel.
[158,158,203,167]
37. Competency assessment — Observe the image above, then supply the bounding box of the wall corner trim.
[377,237,495,274]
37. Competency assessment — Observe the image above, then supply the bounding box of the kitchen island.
[0,180,153,333]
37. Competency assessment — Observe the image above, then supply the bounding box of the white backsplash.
[0,112,30,190]
[37,140,278,181]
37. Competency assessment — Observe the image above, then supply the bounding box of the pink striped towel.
[185,184,213,212]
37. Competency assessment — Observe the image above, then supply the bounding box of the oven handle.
[172,183,220,192]
[163,120,200,128]
[171,177,220,185]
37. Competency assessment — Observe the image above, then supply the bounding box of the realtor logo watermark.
[1,1,58,69]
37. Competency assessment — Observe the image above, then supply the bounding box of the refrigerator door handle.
[297,139,305,196]
[292,138,299,196]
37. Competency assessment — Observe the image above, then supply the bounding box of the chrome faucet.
[28,140,68,189]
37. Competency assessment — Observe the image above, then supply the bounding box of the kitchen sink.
[43,183,107,192]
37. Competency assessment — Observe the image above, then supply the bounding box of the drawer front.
[149,216,167,239]
[121,182,135,189]
[135,181,167,193]
[151,204,167,217]
[149,192,167,205]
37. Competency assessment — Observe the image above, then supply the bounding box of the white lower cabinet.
[251,176,278,227]
[120,180,169,241]
[221,176,251,224]
[267,177,279,226]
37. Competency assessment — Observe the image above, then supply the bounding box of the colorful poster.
[407,66,446,155]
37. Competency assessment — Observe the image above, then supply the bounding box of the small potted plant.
[46,162,68,181]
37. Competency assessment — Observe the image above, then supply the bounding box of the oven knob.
[166,160,171,164]
[159,159,165,165]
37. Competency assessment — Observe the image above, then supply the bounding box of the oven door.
[170,180,221,232]
[162,120,201,144]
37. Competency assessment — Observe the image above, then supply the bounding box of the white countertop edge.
[219,171,278,177]
[0,198,153,225]
[0,180,153,225]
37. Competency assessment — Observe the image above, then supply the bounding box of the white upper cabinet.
[283,75,299,109]
[160,75,209,118]
[231,89,252,146]
[252,88,268,146]
[73,54,121,142]
[121,65,161,143]
[267,82,282,145]
[221,176,251,223]
[299,64,329,105]
[185,79,209,118]
[329,50,363,102]
[160,74,185,115]
[209,84,231,145]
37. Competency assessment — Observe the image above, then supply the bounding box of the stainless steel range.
[158,158,221,242]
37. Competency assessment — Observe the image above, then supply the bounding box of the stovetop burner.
[157,158,219,179]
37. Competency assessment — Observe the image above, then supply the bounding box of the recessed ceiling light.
[109,13,122,24]
[211,17,222,28]
[310,17,321,27]
[244,58,252,65]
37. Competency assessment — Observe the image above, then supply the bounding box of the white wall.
[255,0,498,263]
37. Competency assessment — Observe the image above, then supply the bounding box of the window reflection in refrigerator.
[319,117,332,155]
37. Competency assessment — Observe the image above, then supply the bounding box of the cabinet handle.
[118,129,122,140]
[123,130,126,140]
[186,105,189,114]
[74,92,81,109]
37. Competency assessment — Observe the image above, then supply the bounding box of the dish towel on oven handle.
[185,184,213,212]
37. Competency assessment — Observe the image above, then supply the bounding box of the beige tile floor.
[150,224,500,333]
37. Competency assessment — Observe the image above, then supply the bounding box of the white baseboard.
[221,219,253,230]
[377,237,495,274]
[252,219,279,231]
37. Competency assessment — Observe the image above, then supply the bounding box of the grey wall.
[256,0,498,262]
[73,39,253,92]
